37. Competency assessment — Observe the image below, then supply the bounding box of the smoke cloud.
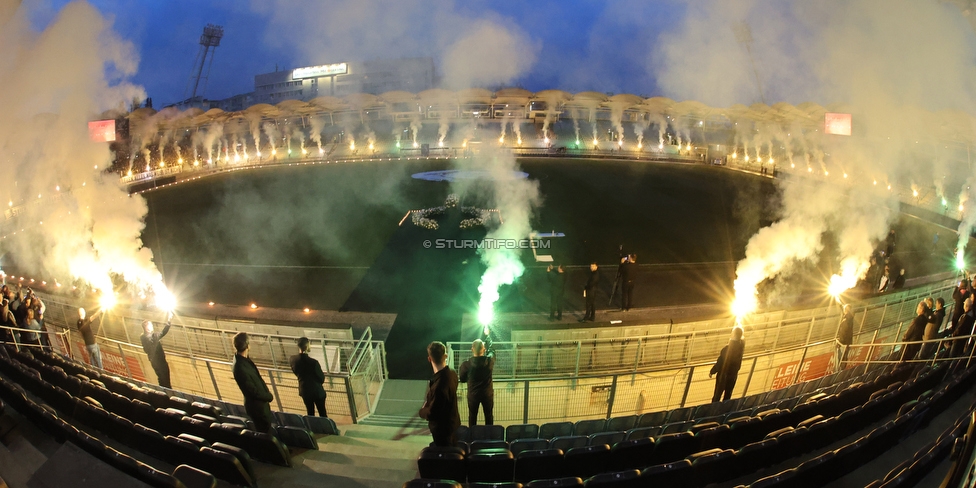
[0,1,172,304]
[653,0,976,314]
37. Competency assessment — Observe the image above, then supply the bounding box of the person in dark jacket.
[141,313,172,388]
[78,307,105,369]
[547,265,566,320]
[419,341,460,447]
[458,332,495,426]
[621,254,637,311]
[952,298,976,358]
[710,327,745,402]
[233,332,275,433]
[901,301,929,362]
[836,304,854,369]
[921,298,946,359]
[892,269,906,290]
[289,337,327,417]
[952,280,971,330]
[582,263,600,322]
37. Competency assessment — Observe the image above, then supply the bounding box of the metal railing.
[29,294,387,424]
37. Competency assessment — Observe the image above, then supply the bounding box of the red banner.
[771,360,799,389]
[74,341,146,382]
[772,352,835,389]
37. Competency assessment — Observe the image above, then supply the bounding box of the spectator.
[901,301,928,362]
[0,300,14,343]
[21,308,41,347]
[951,279,971,329]
[419,341,460,447]
[582,263,599,322]
[233,332,275,433]
[458,332,495,427]
[710,326,745,402]
[921,297,945,359]
[892,269,906,290]
[878,266,891,293]
[141,314,173,388]
[547,264,565,321]
[621,254,637,311]
[836,304,854,369]
[77,307,105,369]
[289,337,327,417]
[952,298,976,358]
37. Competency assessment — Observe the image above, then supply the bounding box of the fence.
[32,293,387,424]
[448,278,960,424]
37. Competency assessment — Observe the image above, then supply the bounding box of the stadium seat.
[640,459,692,488]
[456,425,471,443]
[549,436,587,452]
[237,429,291,466]
[694,424,730,450]
[660,421,692,435]
[665,406,694,424]
[647,432,696,467]
[510,439,549,456]
[403,479,462,488]
[689,448,736,485]
[525,478,583,488]
[469,483,522,488]
[582,469,641,488]
[608,437,655,471]
[540,422,574,439]
[418,447,466,483]
[472,425,505,441]
[573,419,606,437]
[506,424,540,442]
[624,426,658,441]
[274,411,306,428]
[173,464,216,488]
[162,435,201,467]
[304,416,340,435]
[514,448,564,483]
[563,444,610,480]
[211,442,256,483]
[467,448,515,483]
[606,415,636,432]
[750,468,797,488]
[471,440,508,452]
[587,431,624,448]
[198,446,256,487]
[734,438,777,478]
[275,425,318,450]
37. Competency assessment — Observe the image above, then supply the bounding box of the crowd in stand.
[0,284,46,348]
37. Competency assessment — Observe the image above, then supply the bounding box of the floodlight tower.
[732,21,766,105]
[184,24,224,102]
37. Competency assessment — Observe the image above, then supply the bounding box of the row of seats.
[0,347,275,486]
[865,411,964,488]
[469,364,888,446]
[417,363,940,485]
[417,361,975,488]
[0,369,187,488]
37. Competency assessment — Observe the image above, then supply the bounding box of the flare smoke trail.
[655,0,976,315]
[449,150,541,325]
[0,1,173,305]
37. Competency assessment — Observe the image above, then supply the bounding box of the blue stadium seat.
[525,478,583,488]
[689,448,735,485]
[606,416,637,432]
[403,479,462,488]
[472,425,505,441]
[506,424,540,442]
[608,437,654,471]
[417,446,466,483]
[572,419,606,437]
[237,429,291,466]
[624,426,658,441]
[540,422,573,440]
[173,464,216,488]
[471,440,509,452]
[304,416,340,435]
[640,459,692,488]
[647,432,696,467]
[563,444,610,480]
[275,425,318,450]
[582,469,641,488]
[733,438,777,478]
[587,431,624,448]
[514,448,564,483]
[274,411,306,428]
[510,439,549,456]
[549,436,587,452]
[467,448,515,483]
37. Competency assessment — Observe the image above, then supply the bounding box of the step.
[340,422,432,443]
[318,433,429,457]
[358,414,429,429]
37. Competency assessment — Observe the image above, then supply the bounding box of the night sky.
[29,1,685,106]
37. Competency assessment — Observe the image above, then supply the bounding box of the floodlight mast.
[732,21,766,105]
[184,24,224,102]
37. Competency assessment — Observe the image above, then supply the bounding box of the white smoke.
[0,1,173,306]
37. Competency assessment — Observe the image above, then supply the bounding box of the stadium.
[0,86,972,487]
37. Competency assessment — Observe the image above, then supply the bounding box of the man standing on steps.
[233,332,275,433]
[419,341,460,446]
[710,326,745,402]
[78,307,105,369]
[458,330,495,426]
[141,313,173,388]
[290,337,327,417]
[582,263,600,322]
